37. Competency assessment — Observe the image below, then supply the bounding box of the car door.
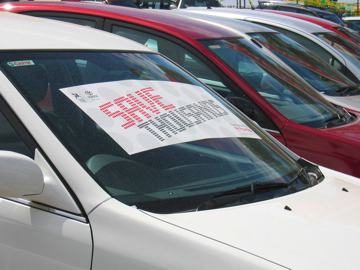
[0,97,92,270]
[103,20,287,144]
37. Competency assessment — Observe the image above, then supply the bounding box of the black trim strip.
[2,197,87,223]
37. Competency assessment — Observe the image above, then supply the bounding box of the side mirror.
[0,151,44,198]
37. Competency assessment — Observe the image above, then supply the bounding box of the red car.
[2,1,360,177]
[265,10,360,47]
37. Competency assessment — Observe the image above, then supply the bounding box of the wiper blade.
[324,114,342,128]
[212,181,288,198]
[196,169,304,211]
[324,110,353,128]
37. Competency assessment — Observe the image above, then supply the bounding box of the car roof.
[263,3,334,14]
[179,8,331,33]
[171,11,277,34]
[1,1,275,39]
[264,10,339,27]
[0,11,150,51]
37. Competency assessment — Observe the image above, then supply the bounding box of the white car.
[179,8,360,111]
[1,12,360,270]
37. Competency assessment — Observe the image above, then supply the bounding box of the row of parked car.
[0,2,359,270]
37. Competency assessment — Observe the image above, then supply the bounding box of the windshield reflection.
[336,26,360,44]
[201,37,343,128]
[249,32,358,96]
[315,32,360,64]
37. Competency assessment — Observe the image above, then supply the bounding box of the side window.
[24,12,98,28]
[138,0,173,9]
[0,110,33,157]
[111,25,227,92]
[257,24,359,82]
[296,9,314,16]
[346,21,360,32]
[277,6,297,12]
[261,25,333,60]
[110,24,278,131]
[44,16,97,27]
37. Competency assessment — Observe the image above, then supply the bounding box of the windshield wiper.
[324,114,342,128]
[336,85,360,96]
[324,110,353,128]
[196,168,305,211]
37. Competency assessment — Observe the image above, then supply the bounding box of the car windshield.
[201,37,343,127]
[335,26,360,44]
[249,32,358,96]
[0,51,307,214]
[346,20,360,32]
[317,12,343,25]
[314,32,360,66]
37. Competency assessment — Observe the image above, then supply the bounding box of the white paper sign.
[60,80,260,155]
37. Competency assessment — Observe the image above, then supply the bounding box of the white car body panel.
[89,198,286,270]
[0,198,92,270]
[23,149,82,213]
[149,167,360,270]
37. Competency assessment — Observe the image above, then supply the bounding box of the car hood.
[149,167,360,269]
[323,93,360,112]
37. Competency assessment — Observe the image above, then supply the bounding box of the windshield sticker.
[7,60,35,67]
[60,80,259,155]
